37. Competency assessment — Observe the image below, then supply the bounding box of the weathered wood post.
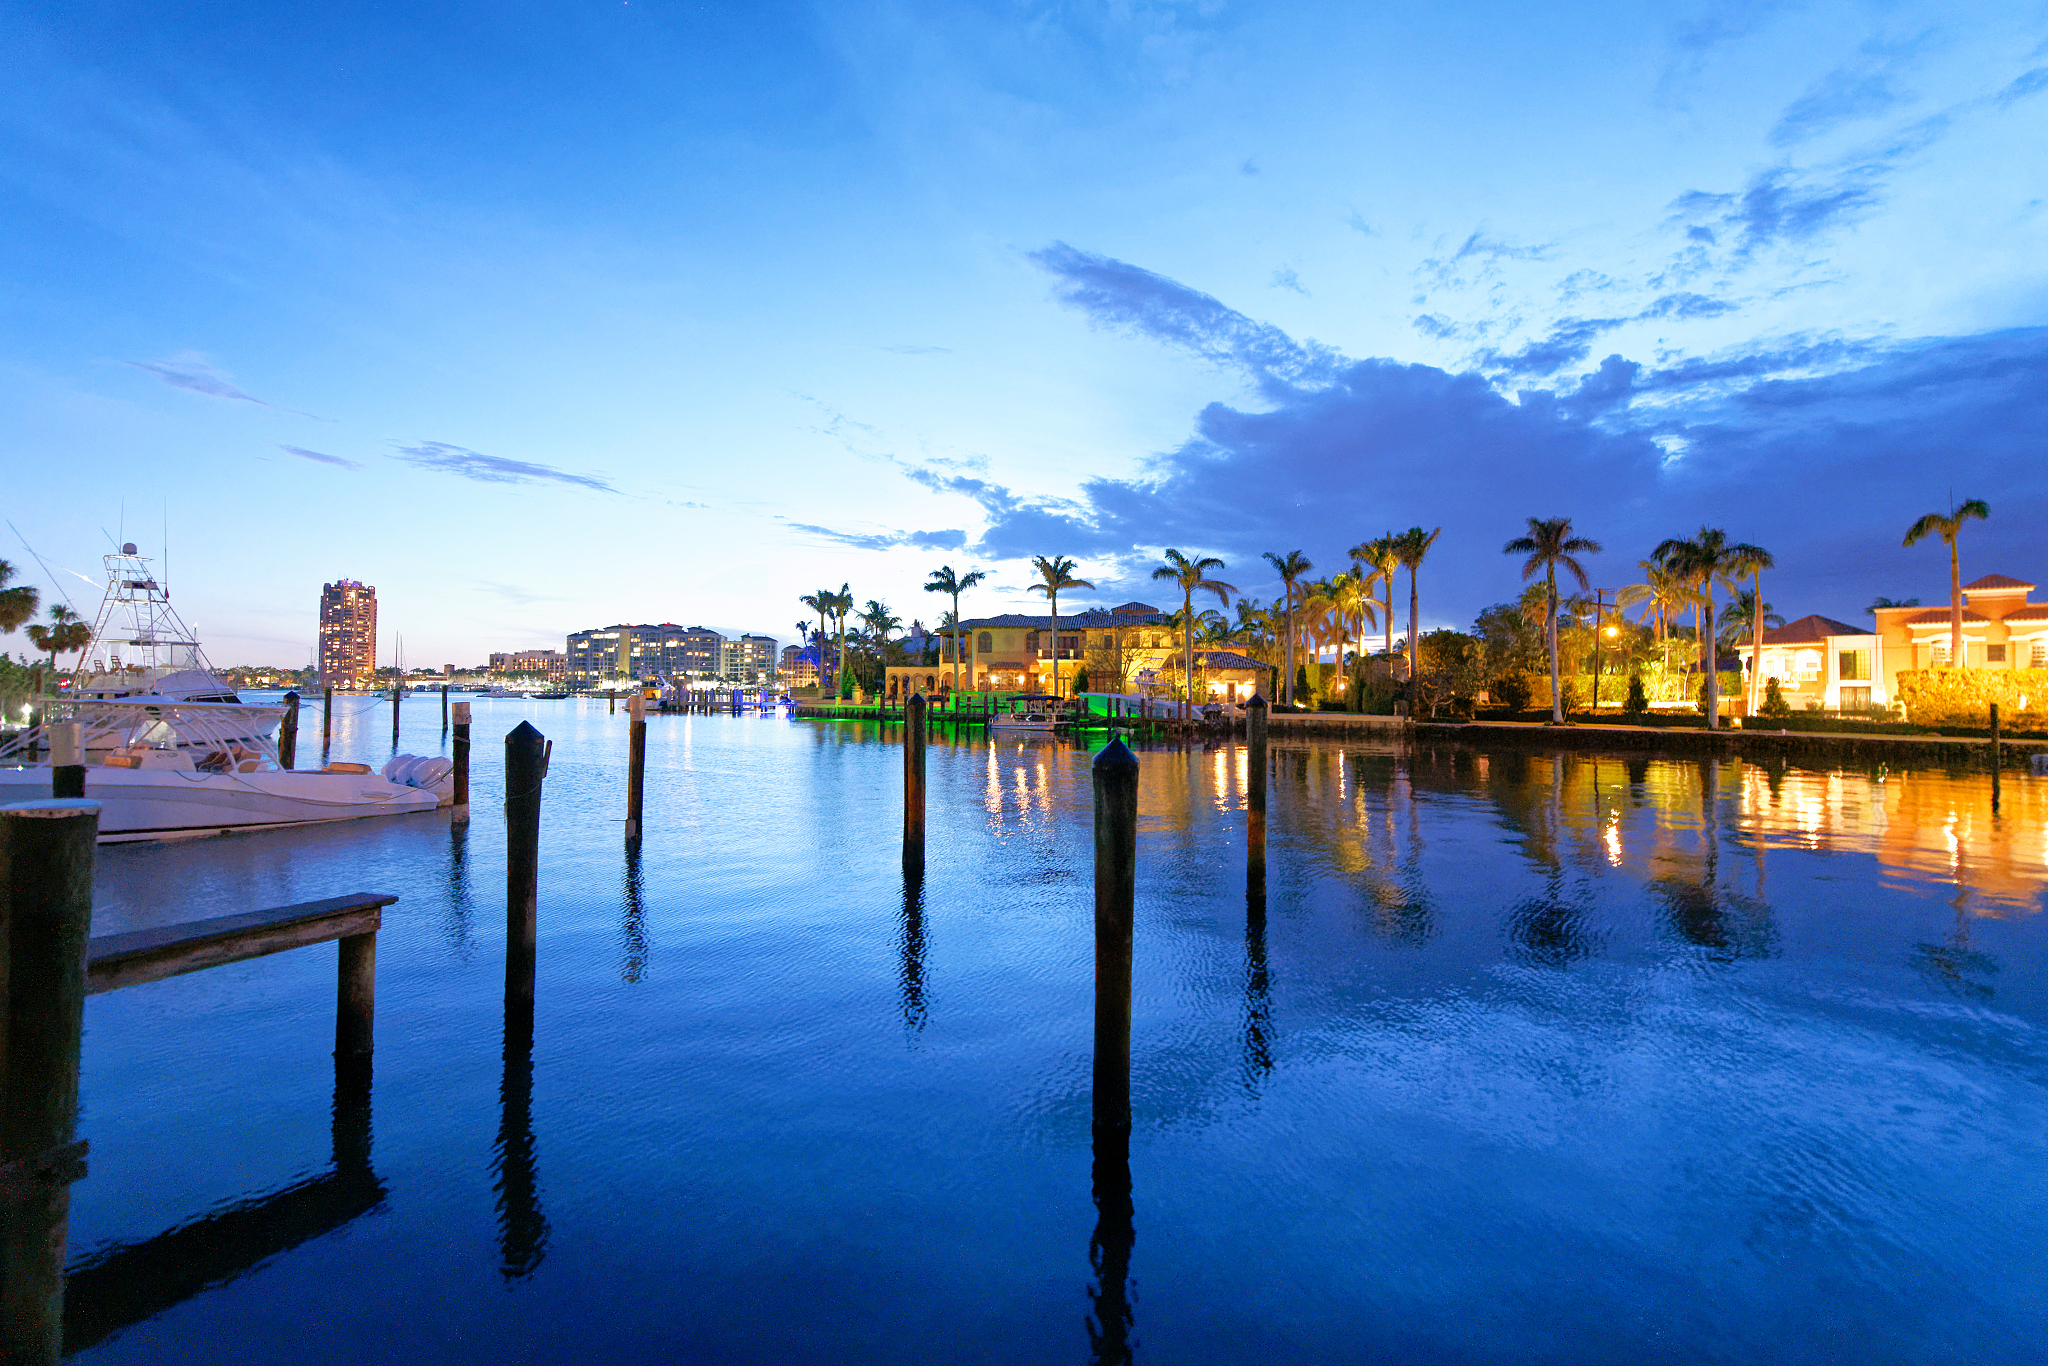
[903,693,927,873]
[336,929,375,1060]
[48,724,84,801]
[0,799,98,1365]
[498,731,548,1280]
[1246,693,1268,891]
[278,690,300,771]
[451,702,471,824]
[624,691,646,842]
[441,684,450,731]
[1089,739,1138,1366]
[391,676,402,747]
[321,685,333,753]
[1092,738,1137,1128]
[504,722,546,1014]
[608,692,616,716]
[1990,702,2002,812]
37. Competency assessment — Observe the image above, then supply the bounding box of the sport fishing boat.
[0,543,453,841]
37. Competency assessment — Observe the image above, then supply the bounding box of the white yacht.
[0,544,452,841]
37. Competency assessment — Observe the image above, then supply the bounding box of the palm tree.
[0,560,39,635]
[1153,550,1236,720]
[828,584,857,697]
[1717,590,1783,651]
[1867,596,1921,614]
[1028,555,1094,698]
[1504,518,1603,724]
[861,599,900,651]
[799,590,836,692]
[1391,527,1442,686]
[1351,536,1400,681]
[1724,542,1775,714]
[1903,498,1990,665]
[1261,550,1312,704]
[923,565,987,696]
[1618,562,1696,677]
[1652,528,1765,729]
[25,603,90,673]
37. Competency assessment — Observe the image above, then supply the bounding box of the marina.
[21,699,2048,1362]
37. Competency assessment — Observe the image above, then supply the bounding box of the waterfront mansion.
[882,602,1270,701]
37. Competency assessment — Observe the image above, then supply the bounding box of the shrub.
[1493,673,1533,712]
[1761,677,1791,718]
[1071,667,1090,694]
[1622,674,1649,722]
[1558,677,1582,717]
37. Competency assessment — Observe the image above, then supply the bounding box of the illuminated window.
[2033,641,2048,668]
[1930,640,1951,664]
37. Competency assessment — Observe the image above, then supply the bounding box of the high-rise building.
[489,649,566,680]
[318,580,378,690]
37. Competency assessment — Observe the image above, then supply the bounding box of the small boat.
[989,695,1067,732]
[533,690,568,700]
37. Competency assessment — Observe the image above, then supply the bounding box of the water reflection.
[445,819,475,958]
[495,938,547,1279]
[899,869,928,1036]
[63,1056,384,1353]
[1240,878,1272,1092]
[621,843,648,984]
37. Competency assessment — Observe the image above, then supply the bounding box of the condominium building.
[489,649,566,681]
[722,634,778,684]
[318,580,378,691]
[564,624,762,686]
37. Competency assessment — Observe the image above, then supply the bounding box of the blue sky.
[4,0,2045,666]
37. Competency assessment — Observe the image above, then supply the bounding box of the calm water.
[68,694,2048,1363]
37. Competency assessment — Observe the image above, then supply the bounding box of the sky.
[3,0,2045,667]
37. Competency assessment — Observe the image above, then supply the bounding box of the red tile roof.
[1963,573,2035,592]
[1758,614,1867,645]
[1903,608,1989,626]
[2000,606,2048,623]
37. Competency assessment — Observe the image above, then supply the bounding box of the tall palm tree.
[1903,498,1990,665]
[1391,527,1442,685]
[1652,528,1765,729]
[25,603,90,673]
[1028,555,1094,698]
[923,564,987,696]
[0,560,39,635]
[1153,550,1235,720]
[1351,536,1400,680]
[1725,544,1775,714]
[1261,550,1312,704]
[829,584,856,697]
[799,590,836,691]
[860,599,900,651]
[1504,518,1603,724]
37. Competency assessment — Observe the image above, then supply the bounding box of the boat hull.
[0,767,441,842]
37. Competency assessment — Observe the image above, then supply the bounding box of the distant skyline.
[4,0,2044,665]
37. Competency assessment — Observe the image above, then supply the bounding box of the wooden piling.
[625,692,646,842]
[278,691,300,771]
[321,685,332,753]
[451,702,471,824]
[1991,703,2002,812]
[48,723,84,801]
[903,693,927,872]
[504,722,546,1013]
[0,799,99,1366]
[1245,693,1268,891]
[441,684,449,731]
[392,677,404,747]
[1092,738,1138,1128]
[336,932,375,1059]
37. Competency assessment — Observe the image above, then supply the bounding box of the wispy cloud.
[1995,67,2048,107]
[1668,164,1884,257]
[278,444,362,470]
[1769,55,1918,147]
[879,344,952,355]
[390,441,616,492]
[127,353,321,417]
[784,522,967,552]
[1030,241,1340,387]
[1270,268,1308,295]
